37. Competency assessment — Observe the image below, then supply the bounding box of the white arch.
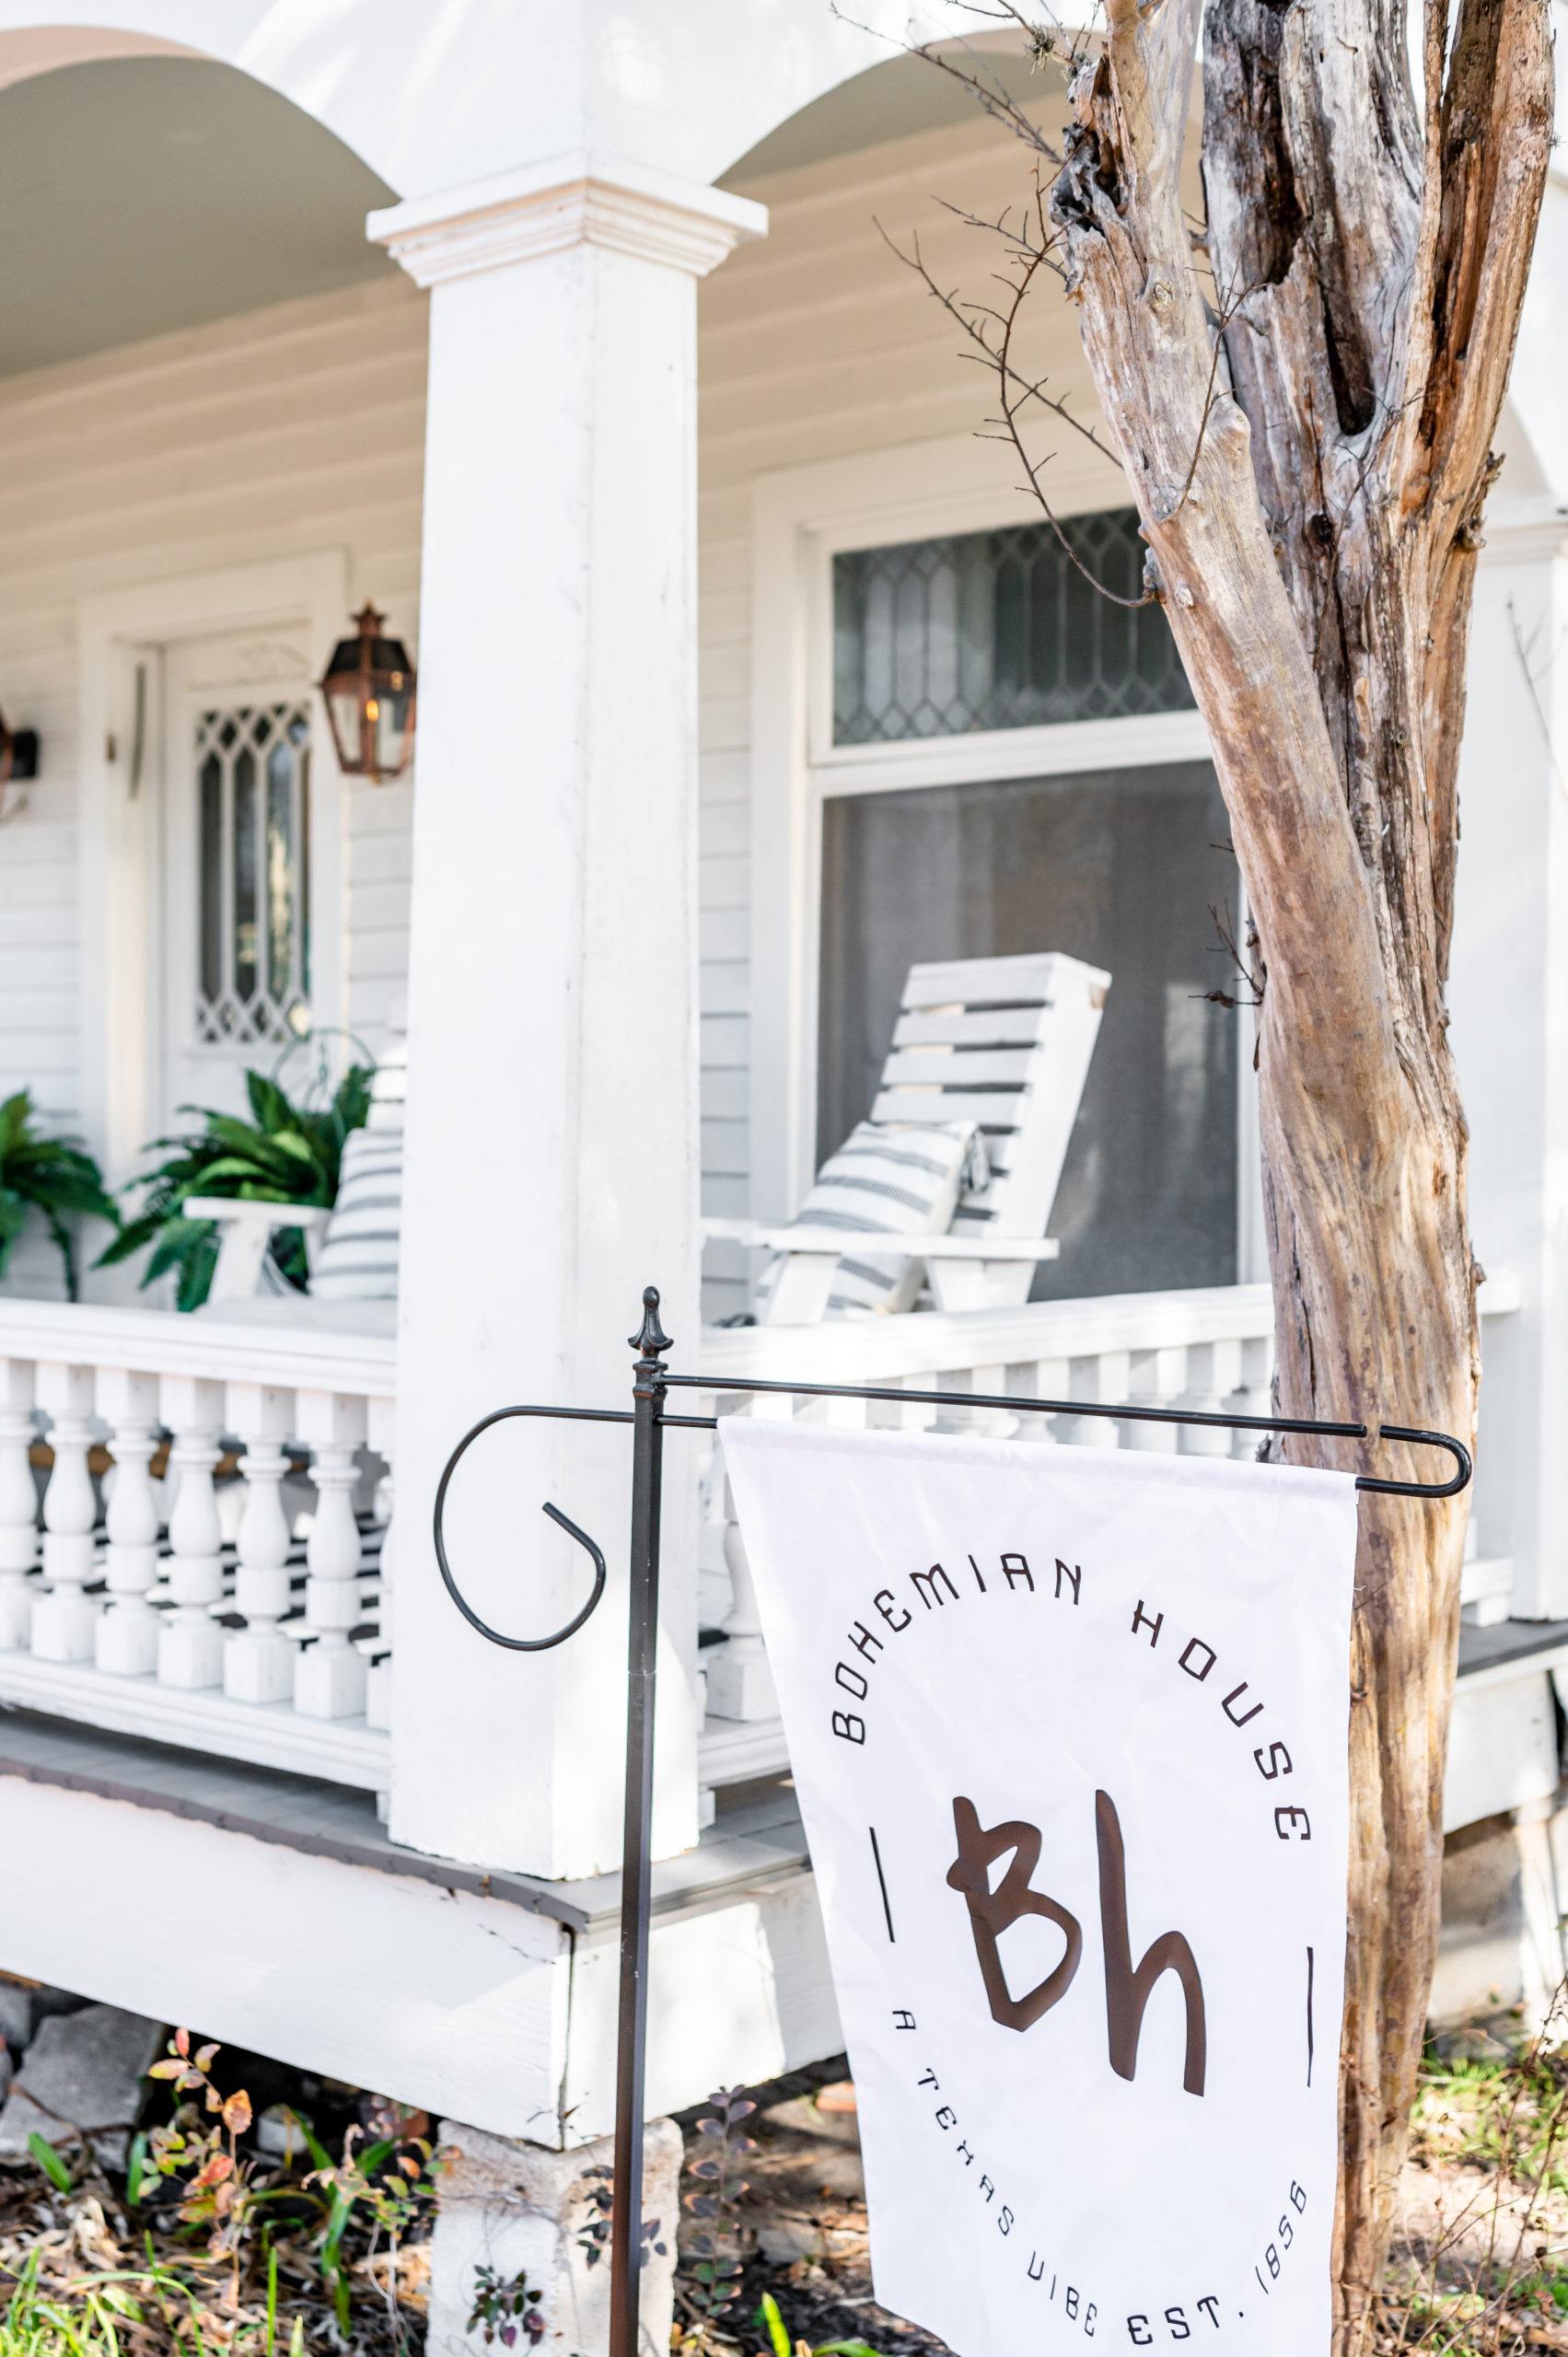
[0,1,961,203]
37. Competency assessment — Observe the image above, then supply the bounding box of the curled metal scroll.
[433,1402,614,1652]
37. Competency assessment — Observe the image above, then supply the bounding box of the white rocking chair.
[709,950,1109,1324]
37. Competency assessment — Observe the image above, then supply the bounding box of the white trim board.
[77,552,350,1188]
[745,433,1263,1260]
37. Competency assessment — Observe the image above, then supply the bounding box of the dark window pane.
[199,748,222,1005]
[817,763,1239,1297]
[831,512,1194,743]
[233,741,257,1005]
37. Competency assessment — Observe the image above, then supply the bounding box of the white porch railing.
[0,1272,1522,1829]
[692,1277,1522,1797]
[0,1301,395,1793]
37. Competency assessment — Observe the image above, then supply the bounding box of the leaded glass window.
[832,509,1194,744]
[194,701,311,1044]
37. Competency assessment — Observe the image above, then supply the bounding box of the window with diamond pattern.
[831,509,1195,744]
[195,701,311,1044]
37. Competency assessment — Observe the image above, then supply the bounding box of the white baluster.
[1179,1340,1243,1457]
[944,1364,1014,1438]
[0,1359,39,1651]
[157,1375,226,1688]
[1230,1333,1276,1459]
[1124,1345,1186,1454]
[94,1368,162,1677]
[30,1363,99,1661]
[1060,1351,1129,1448]
[1005,1355,1068,1444]
[365,1397,395,1736]
[696,1411,734,1628]
[892,1372,937,1434]
[223,1382,296,1703]
[707,1467,780,1723]
[923,1366,971,1433]
[294,1390,368,1719]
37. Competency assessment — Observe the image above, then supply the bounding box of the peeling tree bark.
[1042,0,1551,2336]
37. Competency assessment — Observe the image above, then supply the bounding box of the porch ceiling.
[0,55,398,381]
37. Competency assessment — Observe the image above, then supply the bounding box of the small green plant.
[466,2263,545,2349]
[304,2114,446,2350]
[755,2289,879,2357]
[144,2028,259,2305]
[26,2129,73,2193]
[0,1091,117,1301]
[99,1062,371,1310]
[680,2087,756,2324]
[576,2164,613,2269]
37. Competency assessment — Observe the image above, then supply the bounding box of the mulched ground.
[10,2025,1559,2357]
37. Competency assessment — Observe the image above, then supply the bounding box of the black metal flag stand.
[432,1285,1471,2357]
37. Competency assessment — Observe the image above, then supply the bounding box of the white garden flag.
[722,1420,1357,2357]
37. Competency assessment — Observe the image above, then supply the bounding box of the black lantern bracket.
[432,1285,1471,2357]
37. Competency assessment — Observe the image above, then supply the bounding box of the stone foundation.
[428,2119,682,2357]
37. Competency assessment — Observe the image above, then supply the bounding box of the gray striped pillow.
[760,1120,983,1318]
[310,1129,403,1303]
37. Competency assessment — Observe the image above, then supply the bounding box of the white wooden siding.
[696,112,1108,1317]
[0,276,425,1295]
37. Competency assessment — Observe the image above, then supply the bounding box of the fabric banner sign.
[722,1421,1357,2357]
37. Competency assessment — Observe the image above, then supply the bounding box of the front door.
[162,633,315,1131]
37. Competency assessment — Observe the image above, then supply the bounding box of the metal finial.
[630,1284,672,1360]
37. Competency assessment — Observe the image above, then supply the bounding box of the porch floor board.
[0,1709,810,1936]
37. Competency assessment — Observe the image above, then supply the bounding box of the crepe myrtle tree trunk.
[1043,0,1551,2337]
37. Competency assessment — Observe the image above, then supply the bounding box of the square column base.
[427,2118,681,2357]
[30,1594,99,1662]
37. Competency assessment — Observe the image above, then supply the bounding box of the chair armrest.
[701,1217,770,1247]
[184,1199,331,1231]
[752,1228,1059,1261]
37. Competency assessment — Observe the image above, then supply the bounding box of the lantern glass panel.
[326,683,366,773]
[370,684,413,778]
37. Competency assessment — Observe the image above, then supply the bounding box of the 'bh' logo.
[947,1792,1207,2096]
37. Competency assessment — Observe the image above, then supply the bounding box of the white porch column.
[1449,501,1568,1617]
[372,157,764,1878]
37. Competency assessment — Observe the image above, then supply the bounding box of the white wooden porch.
[0,1270,1546,2135]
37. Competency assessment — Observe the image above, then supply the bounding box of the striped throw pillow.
[309,1129,403,1303]
[760,1120,984,1319]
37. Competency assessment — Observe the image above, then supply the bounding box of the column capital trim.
[1476,493,1568,566]
[368,151,767,288]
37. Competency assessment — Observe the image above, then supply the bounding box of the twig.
[879,206,1154,607]
[1506,597,1568,810]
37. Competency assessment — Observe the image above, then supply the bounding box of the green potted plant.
[99,1064,372,1312]
[0,1090,119,1301]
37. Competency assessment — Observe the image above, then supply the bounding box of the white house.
[0,0,1564,2324]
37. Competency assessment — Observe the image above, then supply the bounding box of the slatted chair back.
[874,950,1109,1310]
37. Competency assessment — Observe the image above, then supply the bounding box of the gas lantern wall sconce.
[318,604,416,783]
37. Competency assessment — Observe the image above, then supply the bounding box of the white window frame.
[77,551,350,1183]
[748,432,1266,1282]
